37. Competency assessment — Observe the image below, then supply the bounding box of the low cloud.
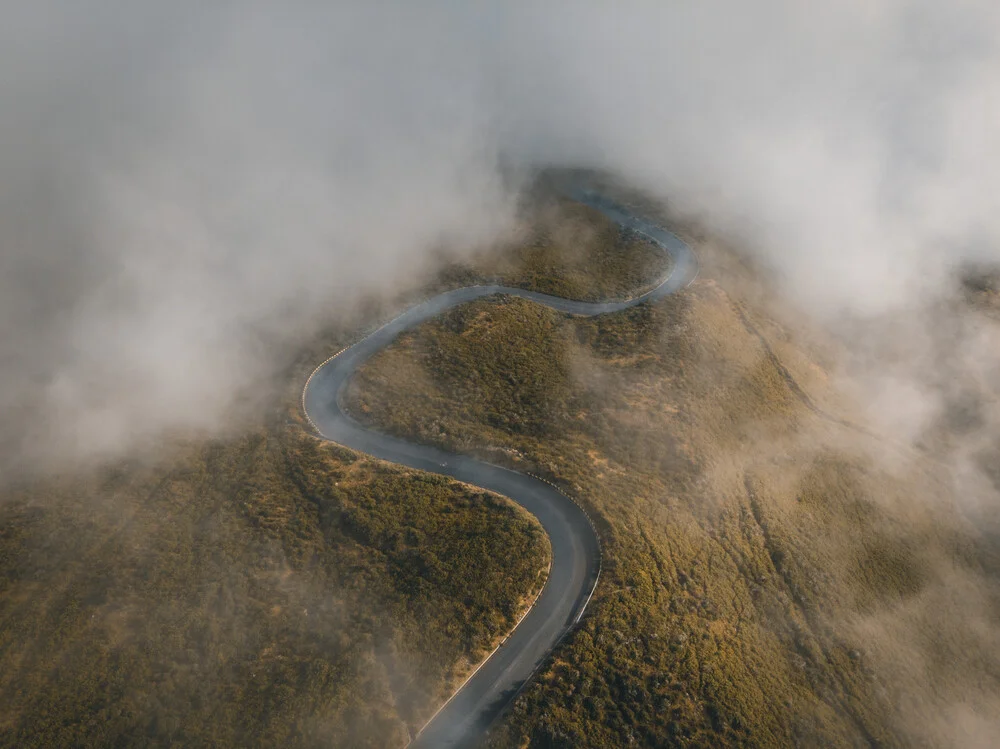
[1,3,513,469]
[4,4,1000,745]
[3,2,999,470]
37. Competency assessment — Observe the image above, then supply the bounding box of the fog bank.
[3,2,998,472]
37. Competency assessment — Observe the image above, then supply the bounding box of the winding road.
[302,189,698,747]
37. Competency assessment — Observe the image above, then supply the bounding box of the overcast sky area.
[2,1,999,470]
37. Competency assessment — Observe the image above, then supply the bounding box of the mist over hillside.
[3,6,1000,742]
[1,1,997,474]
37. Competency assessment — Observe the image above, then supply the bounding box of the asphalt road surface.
[302,189,698,747]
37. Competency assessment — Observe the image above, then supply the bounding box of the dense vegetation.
[4,184,998,748]
[0,191,661,749]
[0,419,548,747]
[350,207,1000,746]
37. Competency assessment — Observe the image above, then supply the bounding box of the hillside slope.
[3,187,997,748]
[349,200,1000,747]
[0,424,550,747]
[0,189,658,748]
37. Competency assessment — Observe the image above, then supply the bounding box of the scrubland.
[350,197,1000,747]
[2,189,998,748]
[0,401,548,747]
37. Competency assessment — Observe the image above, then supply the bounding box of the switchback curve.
[302,189,698,747]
